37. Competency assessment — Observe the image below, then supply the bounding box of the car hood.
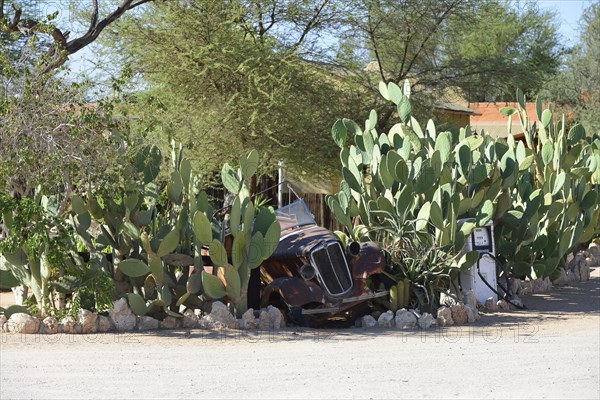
[270,224,339,260]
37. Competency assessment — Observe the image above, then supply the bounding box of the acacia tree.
[0,0,153,73]
[0,70,134,208]
[98,0,563,183]
[542,2,600,133]
[104,0,363,181]
[334,0,562,127]
[1,0,161,204]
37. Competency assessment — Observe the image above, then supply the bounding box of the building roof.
[435,102,481,115]
[281,175,339,195]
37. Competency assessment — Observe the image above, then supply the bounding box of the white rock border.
[2,246,597,334]
[0,300,286,335]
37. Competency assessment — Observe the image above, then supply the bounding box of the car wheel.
[287,306,309,327]
[268,294,310,328]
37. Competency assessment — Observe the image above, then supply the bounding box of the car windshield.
[275,200,316,231]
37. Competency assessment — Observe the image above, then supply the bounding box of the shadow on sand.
[123,275,599,343]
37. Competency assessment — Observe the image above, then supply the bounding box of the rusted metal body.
[258,200,387,323]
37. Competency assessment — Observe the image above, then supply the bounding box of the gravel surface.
[1,276,598,400]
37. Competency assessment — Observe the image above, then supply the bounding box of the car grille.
[310,241,353,296]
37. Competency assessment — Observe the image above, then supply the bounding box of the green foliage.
[443,1,561,101]
[329,81,600,312]
[0,71,133,199]
[188,151,281,316]
[106,0,363,183]
[0,192,73,314]
[540,2,600,133]
[59,143,280,319]
[493,92,600,278]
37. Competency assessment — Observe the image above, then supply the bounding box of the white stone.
[137,316,160,331]
[463,291,477,309]
[576,259,590,281]
[531,278,552,293]
[552,269,569,285]
[241,309,257,329]
[436,306,454,327]
[567,254,588,282]
[60,316,78,333]
[377,311,395,328]
[465,304,480,322]
[160,316,180,330]
[568,268,579,282]
[588,243,599,258]
[267,306,283,329]
[97,315,114,332]
[497,299,510,311]
[212,301,238,328]
[566,253,575,265]
[450,304,468,325]
[519,280,533,296]
[394,309,417,329]
[585,256,597,268]
[440,291,460,307]
[182,309,199,329]
[485,297,497,311]
[258,310,271,330]
[418,313,436,330]
[42,317,58,334]
[199,302,238,329]
[11,285,28,305]
[508,295,523,309]
[361,315,377,328]
[7,313,39,334]
[78,309,97,334]
[109,298,137,331]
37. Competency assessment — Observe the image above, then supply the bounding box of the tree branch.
[86,0,99,37]
[397,0,461,82]
[292,0,330,49]
[2,0,154,73]
[65,0,153,56]
[367,7,386,83]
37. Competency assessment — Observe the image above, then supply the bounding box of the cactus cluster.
[329,82,599,310]
[189,151,280,316]
[0,192,76,314]
[1,140,280,319]
[495,92,600,279]
[67,144,279,318]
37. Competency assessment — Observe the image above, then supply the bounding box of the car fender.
[261,277,325,308]
[350,242,386,279]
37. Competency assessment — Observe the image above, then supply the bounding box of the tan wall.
[435,112,471,130]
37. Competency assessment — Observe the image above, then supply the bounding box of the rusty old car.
[248,199,388,326]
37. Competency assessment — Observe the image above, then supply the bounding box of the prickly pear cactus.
[70,145,279,319]
[495,92,600,279]
[328,82,599,309]
[192,150,280,317]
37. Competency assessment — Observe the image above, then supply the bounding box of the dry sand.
[1,272,598,399]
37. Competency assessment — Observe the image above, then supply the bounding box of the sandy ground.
[1,272,599,400]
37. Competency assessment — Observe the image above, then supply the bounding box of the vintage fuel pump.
[459,221,498,305]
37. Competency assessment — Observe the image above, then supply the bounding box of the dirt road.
[1,276,599,400]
